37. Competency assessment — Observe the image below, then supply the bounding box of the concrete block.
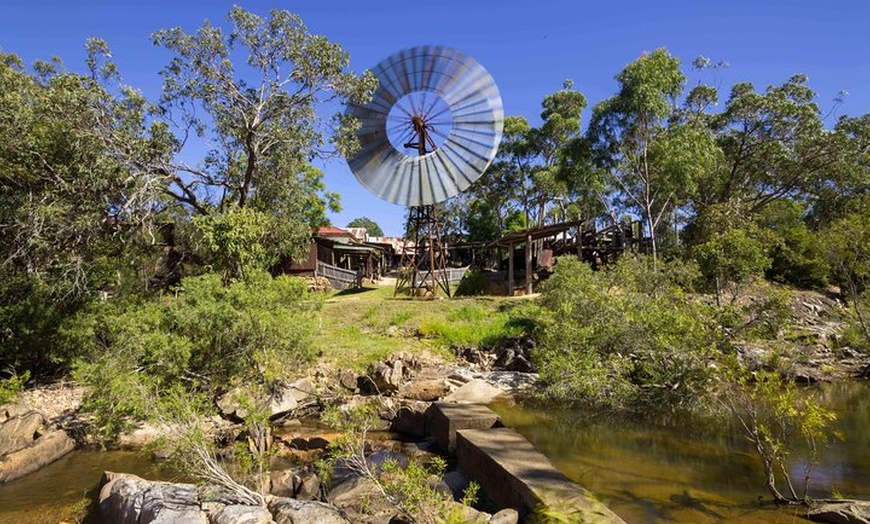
[426,403,501,454]
[456,428,626,523]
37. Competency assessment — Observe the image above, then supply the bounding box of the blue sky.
[2,0,868,235]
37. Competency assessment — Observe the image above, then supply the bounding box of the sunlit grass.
[312,283,535,369]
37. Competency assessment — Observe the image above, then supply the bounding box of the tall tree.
[151,7,376,256]
[588,49,717,264]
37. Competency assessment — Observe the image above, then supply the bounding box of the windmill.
[345,46,503,296]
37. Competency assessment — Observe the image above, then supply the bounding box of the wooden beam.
[525,233,533,295]
[508,241,515,296]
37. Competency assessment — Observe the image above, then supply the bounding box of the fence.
[316,260,362,290]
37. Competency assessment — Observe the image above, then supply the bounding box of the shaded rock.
[808,500,870,524]
[266,496,350,524]
[209,504,274,524]
[491,336,535,373]
[441,379,506,404]
[328,475,380,508]
[0,429,75,482]
[442,470,471,500]
[390,402,430,438]
[270,469,319,501]
[0,410,45,456]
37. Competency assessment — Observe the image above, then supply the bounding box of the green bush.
[71,270,319,438]
[454,269,489,296]
[535,256,721,411]
[0,371,29,405]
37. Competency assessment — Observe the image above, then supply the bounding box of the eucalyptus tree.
[588,49,718,263]
[525,81,587,227]
[151,6,377,260]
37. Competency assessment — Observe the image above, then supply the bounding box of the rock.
[359,353,422,395]
[218,381,313,421]
[0,429,75,482]
[390,402,430,438]
[442,470,471,500]
[286,378,316,403]
[339,371,359,392]
[209,504,274,524]
[399,379,449,401]
[489,508,520,524]
[118,422,175,450]
[270,469,319,501]
[445,500,489,523]
[492,336,535,373]
[808,500,870,524]
[0,410,46,456]
[99,471,208,524]
[441,379,506,404]
[328,475,380,508]
[266,496,351,524]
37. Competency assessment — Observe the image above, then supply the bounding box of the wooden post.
[508,241,515,296]
[525,233,533,295]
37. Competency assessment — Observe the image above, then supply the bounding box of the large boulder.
[0,410,46,456]
[0,429,75,482]
[99,471,208,524]
[359,353,422,395]
[441,379,506,404]
[808,500,870,524]
[218,378,316,421]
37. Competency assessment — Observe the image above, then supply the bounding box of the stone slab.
[427,402,501,454]
[0,429,75,482]
[456,428,626,523]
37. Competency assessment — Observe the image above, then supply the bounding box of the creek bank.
[0,401,75,482]
[808,500,870,524]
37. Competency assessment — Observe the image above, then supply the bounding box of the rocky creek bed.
[2,291,870,524]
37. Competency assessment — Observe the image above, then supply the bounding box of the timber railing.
[316,261,362,290]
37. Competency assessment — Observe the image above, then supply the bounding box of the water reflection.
[491,381,870,523]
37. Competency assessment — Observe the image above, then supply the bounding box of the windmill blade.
[346,46,504,207]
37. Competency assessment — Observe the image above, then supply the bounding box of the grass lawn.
[312,282,538,370]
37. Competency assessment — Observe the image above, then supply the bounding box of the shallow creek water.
[490,381,870,523]
[1,382,867,523]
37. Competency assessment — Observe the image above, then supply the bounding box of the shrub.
[72,270,319,439]
[454,269,489,296]
[535,256,721,411]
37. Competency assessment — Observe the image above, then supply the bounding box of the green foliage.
[346,217,384,237]
[535,256,721,411]
[0,370,29,405]
[191,207,309,280]
[691,203,772,302]
[721,370,839,503]
[714,282,792,341]
[757,200,829,289]
[824,204,870,347]
[321,400,483,524]
[72,270,318,439]
[454,269,489,296]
